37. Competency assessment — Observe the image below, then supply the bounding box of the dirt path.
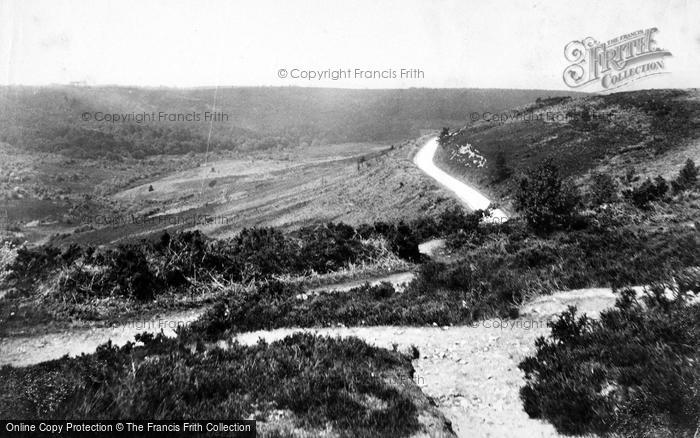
[413,137,508,221]
[306,271,416,295]
[0,308,204,367]
[235,323,558,438]
[232,287,646,438]
[0,285,646,436]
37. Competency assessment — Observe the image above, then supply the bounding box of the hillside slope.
[66,138,463,245]
[435,89,700,209]
[0,86,583,158]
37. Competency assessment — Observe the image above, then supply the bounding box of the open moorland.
[1,88,699,438]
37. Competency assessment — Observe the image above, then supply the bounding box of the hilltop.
[0,86,583,158]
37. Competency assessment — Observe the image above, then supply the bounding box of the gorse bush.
[628,175,669,209]
[677,266,700,295]
[357,221,421,262]
[588,172,618,206]
[515,159,581,232]
[183,274,515,342]
[179,220,700,342]
[672,158,698,193]
[4,208,491,305]
[0,333,423,437]
[445,220,700,297]
[109,246,157,300]
[3,221,418,302]
[438,127,450,145]
[185,223,700,342]
[493,150,512,183]
[0,241,18,284]
[519,288,700,437]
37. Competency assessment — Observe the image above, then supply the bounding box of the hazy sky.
[1,0,699,90]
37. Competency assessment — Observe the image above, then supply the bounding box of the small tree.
[630,176,668,209]
[515,159,580,231]
[148,184,154,192]
[589,173,617,205]
[493,150,512,182]
[672,158,698,193]
[438,127,450,145]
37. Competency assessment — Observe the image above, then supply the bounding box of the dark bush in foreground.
[519,288,700,437]
[0,333,421,438]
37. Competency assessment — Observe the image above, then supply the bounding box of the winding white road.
[414,137,508,221]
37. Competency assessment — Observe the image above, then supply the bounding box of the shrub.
[358,221,421,262]
[0,241,19,284]
[438,127,450,145]
[493,150,512,182]
[514,159,581,231]
[676,266,700,294]
[0,333,422,437]
[629,176,668,208]
[589,173,618,205]
[107,245,157,300]
[437,207,485,235]
[519,289,700,437]
[4,220,423,306]
[183,260,523,342]
[672,158,698,193]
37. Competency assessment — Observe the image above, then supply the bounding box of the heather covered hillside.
[435,89,700,209]
[0,86,582,158]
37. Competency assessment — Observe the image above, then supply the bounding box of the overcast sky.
[1,0,699,90]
